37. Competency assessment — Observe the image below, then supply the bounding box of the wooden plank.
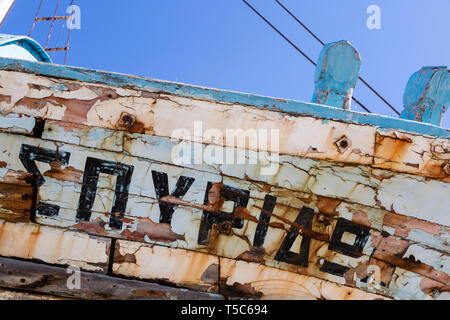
[0,256,223,300]
[220,258,449,300]
[374,130,450,181]
[0,69,448,182]
[124,131,450,226]
[0,132,447,297]
[0,168,33,186]
[0,289,68,300]
[219,258,389,300]
[42,120,124,152]
[0,69,447,300]
[0,131,448,227]
[0,182,33,222]
[0,113,35,134]
[29,176,450,298]
[32,170,449,256]
[112,240,220,293]
[0,219,111,273]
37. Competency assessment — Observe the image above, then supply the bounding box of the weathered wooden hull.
[0,57,448,300]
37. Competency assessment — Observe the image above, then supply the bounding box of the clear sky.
[2,0,449,127]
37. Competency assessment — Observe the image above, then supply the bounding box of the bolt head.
[335,135,351,153]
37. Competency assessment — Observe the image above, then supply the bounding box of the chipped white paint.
[42,120,124,152]
[375,173,450,226]
[0,69,447,300]
[2,130,446,226]
[0,219,110,272]
[220,258,389,300]
[113,240,219,292]
[1,70,448,182]
[403,244,450,274]
[0,113,34,133]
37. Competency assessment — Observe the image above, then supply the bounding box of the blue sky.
[2,0,449,127]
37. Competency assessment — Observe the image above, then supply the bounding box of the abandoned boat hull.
[0,56,448,300]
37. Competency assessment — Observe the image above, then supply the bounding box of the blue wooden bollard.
[400,66,449,126]
[312,40,361,110]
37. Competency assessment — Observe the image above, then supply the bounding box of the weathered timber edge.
[0,57,448,138]
[0,256,223,300]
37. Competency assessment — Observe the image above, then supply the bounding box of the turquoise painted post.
[312,40,361,110]
[400,66,449,126]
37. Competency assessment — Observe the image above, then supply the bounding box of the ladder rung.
[36,16,71,21]
[45,47,68,52]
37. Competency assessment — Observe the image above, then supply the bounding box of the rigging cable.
[274,0,400,115]
[240,0,372,113]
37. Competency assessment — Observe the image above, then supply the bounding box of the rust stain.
[344,260,395,289]
[374,133,412,164]
[116,112,146,133]
[234,206,288,232]
[218,220,233,235]
[158,183,223,215]
[442,161,450,176]
[306,146,321,153]
[251,204,329,241]
[351,210,371,228]
[43,166,83,184]
[0,169,34,186]
[73,217,107,235]
[316,196,341,216]
[335,135,351,154]
[236,247,266,264]
[120,217,185,243]
[219,279,263,299]
[0,161,6,168]
[244,174,271,193]
[370,235,449,284]
[383,213,442,238]
[207,183,223,213]
[419,277,450,295]
[208,224,219,251]
[114,250,137,264]
[298,194,313,203]
[370,234,410,257]
[0,94,11,104]
[46,120,91,133]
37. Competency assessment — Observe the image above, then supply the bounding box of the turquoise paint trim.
[312,41,361,110]
[0,34,51,63]
[0,57,448,138]
[400,66,449,126]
